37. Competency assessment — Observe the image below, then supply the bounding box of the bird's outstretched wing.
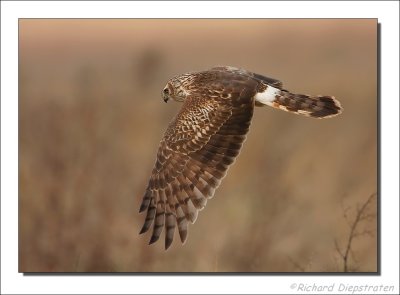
[139,75,258,249]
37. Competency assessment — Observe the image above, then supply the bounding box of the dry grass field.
[19,19,377,272]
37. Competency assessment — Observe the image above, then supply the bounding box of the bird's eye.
[163,88,169,95]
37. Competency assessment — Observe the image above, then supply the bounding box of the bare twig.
[335,193,376,272]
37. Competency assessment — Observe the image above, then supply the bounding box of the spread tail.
[255,86,343,119]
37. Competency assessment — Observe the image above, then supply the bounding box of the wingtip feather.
[139,225,148,235]
[149,235,160,245]
[139,204,147,213]
[165,238,173,250]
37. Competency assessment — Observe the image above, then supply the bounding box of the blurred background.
[19,19,377,272]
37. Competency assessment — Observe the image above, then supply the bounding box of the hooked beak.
[162,89,169,103]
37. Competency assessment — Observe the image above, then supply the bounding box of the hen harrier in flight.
[139,66,342,249]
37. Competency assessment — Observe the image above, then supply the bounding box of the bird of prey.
[139,66,342,249]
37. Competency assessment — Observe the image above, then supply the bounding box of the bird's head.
[162,74,194,103]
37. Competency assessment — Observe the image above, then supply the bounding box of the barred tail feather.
[255,86,342,118]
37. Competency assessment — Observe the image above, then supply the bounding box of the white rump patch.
[254,86,280,106]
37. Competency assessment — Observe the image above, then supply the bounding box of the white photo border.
[1,1,399,294]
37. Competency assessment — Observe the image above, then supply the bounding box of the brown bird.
[139,66,342,249]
